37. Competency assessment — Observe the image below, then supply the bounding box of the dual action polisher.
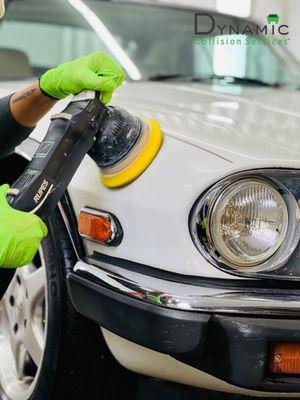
[0,91,162,298]
[8,90,163,219]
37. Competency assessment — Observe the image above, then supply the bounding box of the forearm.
[0,51,125,158]
[0,81,57,158]
[10,81,57,127]
[0,95,33,158]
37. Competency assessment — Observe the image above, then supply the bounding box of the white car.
[0,1,300,399]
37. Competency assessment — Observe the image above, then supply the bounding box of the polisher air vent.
[12,170,36,190]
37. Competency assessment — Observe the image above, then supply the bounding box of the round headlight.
[208,178,288,267]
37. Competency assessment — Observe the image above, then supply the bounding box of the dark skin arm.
[10,81,57,127]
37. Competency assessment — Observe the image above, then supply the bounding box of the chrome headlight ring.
[190,170,300,278]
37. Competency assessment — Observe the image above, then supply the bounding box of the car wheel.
[0,209,120,400]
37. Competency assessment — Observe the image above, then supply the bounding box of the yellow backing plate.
[100,119,163,188]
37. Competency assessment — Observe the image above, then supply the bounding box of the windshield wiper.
[147,73,279,87]
[148,73,191,81]
[192,75,279,87]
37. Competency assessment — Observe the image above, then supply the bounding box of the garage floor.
[133,377,287,400]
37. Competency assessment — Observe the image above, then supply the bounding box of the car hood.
[113,81,300,167]
[0,80,299,167]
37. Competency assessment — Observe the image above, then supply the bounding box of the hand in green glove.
[40,51,126,104]
[0,184,48,268]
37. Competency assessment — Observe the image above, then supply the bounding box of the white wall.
[281,0,300,61]
[159,0,300,61]
[159,0,216,7]
[251,0,299,61]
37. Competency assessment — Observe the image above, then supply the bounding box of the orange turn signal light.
[269,342,300,374]
[78,210,112,243]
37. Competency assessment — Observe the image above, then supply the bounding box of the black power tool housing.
[8,92,144,219]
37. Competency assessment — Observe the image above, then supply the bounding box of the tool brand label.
[34,141,54,158]
[34,179,49,203]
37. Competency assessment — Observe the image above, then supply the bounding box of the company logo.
[194,13,290,46]
[34,141,54,158]
[34,179,49,204]
[266,14,279,24]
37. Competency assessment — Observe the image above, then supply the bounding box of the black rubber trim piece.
[185,314,300,392]
[89,252,300,290]
[60,192,86,258]
[67,272,210,355]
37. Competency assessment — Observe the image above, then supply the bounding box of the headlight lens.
[208,179,288,267]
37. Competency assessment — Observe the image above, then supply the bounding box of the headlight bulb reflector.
[209,179,288,267]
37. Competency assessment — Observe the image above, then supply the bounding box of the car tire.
[32,210,101,400]
[0,208,136,400]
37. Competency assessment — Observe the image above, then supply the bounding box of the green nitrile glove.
[0,184,48,268]
[40,51,126,104]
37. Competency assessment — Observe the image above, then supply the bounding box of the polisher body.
[8,95,108,219]
[8,91,163,218]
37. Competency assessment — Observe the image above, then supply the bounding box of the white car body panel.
[69,83,300,278]
[102,328,300,398]
[1,81,299,279]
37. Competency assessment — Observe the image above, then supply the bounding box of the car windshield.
[0,0,300,87]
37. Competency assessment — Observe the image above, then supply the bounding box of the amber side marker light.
[78,207,123,246]
[269,342,300,374]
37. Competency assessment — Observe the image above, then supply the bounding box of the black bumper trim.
[193,315,300,391]
[67,272,210,355]
[68,256,300,393]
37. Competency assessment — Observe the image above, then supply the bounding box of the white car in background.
[0,1,300,399]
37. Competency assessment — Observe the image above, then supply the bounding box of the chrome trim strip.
[58,202,80,260]
[74,260,300,316]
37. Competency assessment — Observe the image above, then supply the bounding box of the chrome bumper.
[73,258,300,316]
[68,254,300,391]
